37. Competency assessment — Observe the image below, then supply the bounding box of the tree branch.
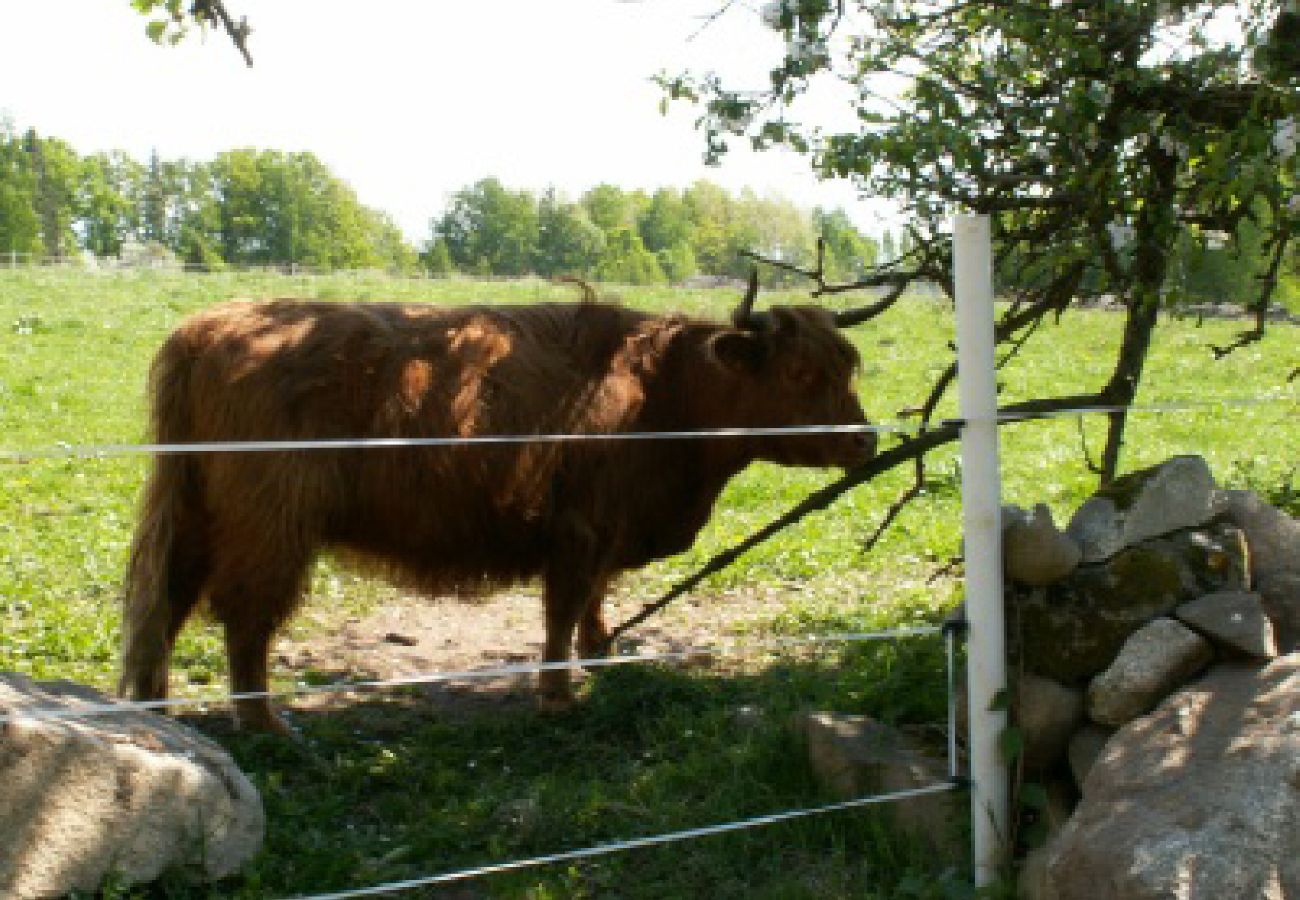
[191,0,252,66]
[603,389,1109,647]
[1211,224,1292,360]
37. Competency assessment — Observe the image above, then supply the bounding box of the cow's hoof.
[234,706,301,739]
[576,642,610,671]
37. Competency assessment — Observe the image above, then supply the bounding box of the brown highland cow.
[120,277,876,731]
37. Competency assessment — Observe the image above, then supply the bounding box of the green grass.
[2,267,1297,899]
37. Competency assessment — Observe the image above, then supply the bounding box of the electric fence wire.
[0,393,1292,463]
[283,782,961,900]
[0,627,944,724]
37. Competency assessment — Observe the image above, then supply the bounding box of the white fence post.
[953,214,1010,885]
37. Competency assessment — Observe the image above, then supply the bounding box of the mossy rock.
[1010,523,1248,684]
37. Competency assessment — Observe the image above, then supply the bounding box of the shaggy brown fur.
[120,291,876,731]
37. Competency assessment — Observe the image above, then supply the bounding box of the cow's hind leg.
[120,521,211,704]
[206,548,310,734]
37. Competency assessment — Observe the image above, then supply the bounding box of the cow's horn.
[731,268,761,329]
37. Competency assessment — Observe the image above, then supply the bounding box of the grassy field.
[1,267,1297,899]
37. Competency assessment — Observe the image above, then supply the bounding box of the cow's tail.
[119,336,206,701]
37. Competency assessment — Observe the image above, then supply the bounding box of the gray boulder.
[1017,674,1086,774]
[1261,571,1300,654]
[1046,655,1300,900]
[798,712,961,860]
[1018,781,1077,900]
[1214,489,1300,583]
[1020,844,1061,900]
[1086,618,1213,726]
[1010,523,1247,684]
[1215,490,1300,653]
[1066,456,1220,563]
[1005,503,1083,587]
[1176,590,1277,658]
[0,674,264,899]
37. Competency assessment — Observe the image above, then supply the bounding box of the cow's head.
[704,272,876,470]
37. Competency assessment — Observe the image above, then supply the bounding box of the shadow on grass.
[137,638,971,900]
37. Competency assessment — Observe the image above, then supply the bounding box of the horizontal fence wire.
[0,393,1295,462]
[0,422,914,463]
[0,627,943,724]
[284,782,961,900]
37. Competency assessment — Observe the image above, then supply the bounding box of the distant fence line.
[0,251,943,296]
[0,250,429,280]
[3,254,1294,323]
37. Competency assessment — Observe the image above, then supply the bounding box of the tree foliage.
[130,0,252,65]
[424,178,877,285]
[434,178,541,277]
[664,0,1299,480]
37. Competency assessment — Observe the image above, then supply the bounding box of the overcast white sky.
[0,1,883,243]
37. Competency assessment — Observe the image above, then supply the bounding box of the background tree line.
[424,177,878,285]
[0,120,879,283]
[2,116,1292,302]
[1,120,416,272]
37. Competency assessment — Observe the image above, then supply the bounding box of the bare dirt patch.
[272,587,802,716]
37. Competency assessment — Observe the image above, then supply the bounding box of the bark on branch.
[604,390,1107,647]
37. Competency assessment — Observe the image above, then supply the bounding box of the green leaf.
[998,725,1023,763]
[1019,782,1048,811]
[145,20,167,43]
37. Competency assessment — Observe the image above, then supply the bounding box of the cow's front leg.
[538,564,593,711]
[576,573,614,662]
[538,561,608,712]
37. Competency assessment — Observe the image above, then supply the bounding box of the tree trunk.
[1098,294,1160,482]
[1097,147,1179,483]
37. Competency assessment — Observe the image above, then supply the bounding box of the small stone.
[798,712,961,861]
[1086,618,1213,726]
[1005,504,1083,587]
[1176,591,1277,658]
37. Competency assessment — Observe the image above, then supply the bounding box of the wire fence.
[4,625,963,899]
[0,411,984,898]
[4,394,1295,895]
[286,781,964,900]
[0,251,416,279]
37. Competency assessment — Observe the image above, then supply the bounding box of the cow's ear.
[707,330,767,374]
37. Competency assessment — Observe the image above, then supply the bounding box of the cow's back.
[155,298,652,590]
